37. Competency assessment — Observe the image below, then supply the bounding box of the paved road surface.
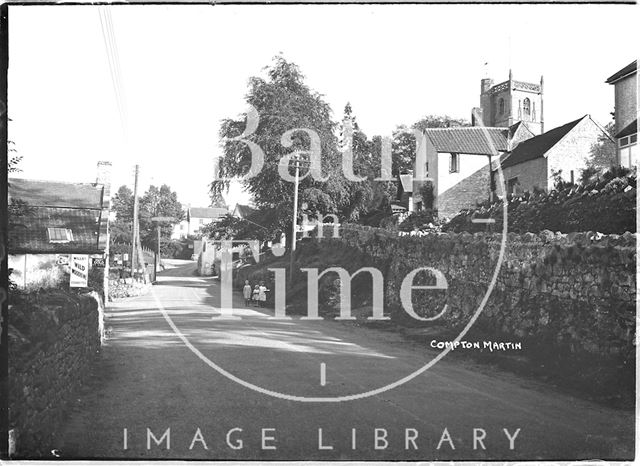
[55,260,634,461]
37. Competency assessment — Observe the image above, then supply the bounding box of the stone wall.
[8,290,103,457]
[337,225,636,358]
[437,162,491,219]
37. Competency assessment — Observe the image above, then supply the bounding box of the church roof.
[424,127,509,155]
[501,116,585,169]
[606,60,637,84]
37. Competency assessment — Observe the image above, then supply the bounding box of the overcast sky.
[8,4,637,208]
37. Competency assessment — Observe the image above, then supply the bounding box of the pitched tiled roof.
[424,127,509,155]
[616,119,637,139]
[233,204,258,219]
[605,60,637,84]
[8,178,104,209]
[189,207,228,219]
[9,207,103,254]
[501,116,585,169]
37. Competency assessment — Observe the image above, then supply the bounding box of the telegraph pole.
[289,155,301,283]
[131,164,140,280]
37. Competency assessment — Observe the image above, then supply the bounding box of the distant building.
[501,115,612,194]
[472,70,545,135]
[171,206,228,239]
[8,161,111,290]
[606,60,637,168]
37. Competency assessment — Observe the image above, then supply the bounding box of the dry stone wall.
[8,290,103,457]
[338,225,636,357]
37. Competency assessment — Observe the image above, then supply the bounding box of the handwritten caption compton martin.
[430,340,523,352]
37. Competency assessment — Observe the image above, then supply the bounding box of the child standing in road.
[243,280,252,307]
[258,281,269,308]
[252,285,260,306]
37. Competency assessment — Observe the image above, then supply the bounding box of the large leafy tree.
[139,184,185,250]
[110,184,184,252]
[212,56,349,243]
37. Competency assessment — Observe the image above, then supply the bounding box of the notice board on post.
[70,254,89,287]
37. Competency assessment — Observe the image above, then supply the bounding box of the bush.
[445,167,636,234]
[398,209,441,232]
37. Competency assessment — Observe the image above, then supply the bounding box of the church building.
[472,70,545,135]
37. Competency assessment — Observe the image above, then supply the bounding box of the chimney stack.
[96,161,112,201]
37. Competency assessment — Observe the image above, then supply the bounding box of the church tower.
[472,70,544,135]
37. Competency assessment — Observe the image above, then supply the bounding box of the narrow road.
[56,260,634,461]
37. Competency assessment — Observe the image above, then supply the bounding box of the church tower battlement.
[472,70,545,135]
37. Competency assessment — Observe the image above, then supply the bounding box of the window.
[523,98,531,117]
[620,135,636,147]
[499,98,505,115]
[507,177,519,194]
[449,153,459,173]
[47,228,73,243]
[199,218,204,225]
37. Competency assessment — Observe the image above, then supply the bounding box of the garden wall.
[337,225,636,357]
[8,290,103,457]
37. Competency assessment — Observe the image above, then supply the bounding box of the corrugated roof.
[605,60,637,84]
[8,178,104,209]
[189,207,228,219]
[501,116,585,169]
[424,127,509,155]
[616,119,637,139]
[9,207,103,253]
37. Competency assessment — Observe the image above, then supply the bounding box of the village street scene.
[1,3,637,462]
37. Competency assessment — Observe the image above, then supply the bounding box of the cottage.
[8,162,111,292]
[411,123,533,218]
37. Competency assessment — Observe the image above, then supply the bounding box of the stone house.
[8,162,112,292]
[501,115,613,194]
[606,60,637,168]
[411,122,534,218]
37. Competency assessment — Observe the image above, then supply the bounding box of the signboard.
[70,254,89,287]
[56,254,69,266]
[92,257,106,268]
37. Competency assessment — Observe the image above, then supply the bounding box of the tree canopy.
[110,183,184,252]
[212,57,358,242]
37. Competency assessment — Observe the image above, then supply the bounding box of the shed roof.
[616,119,637,139]
[605,60,637,84]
